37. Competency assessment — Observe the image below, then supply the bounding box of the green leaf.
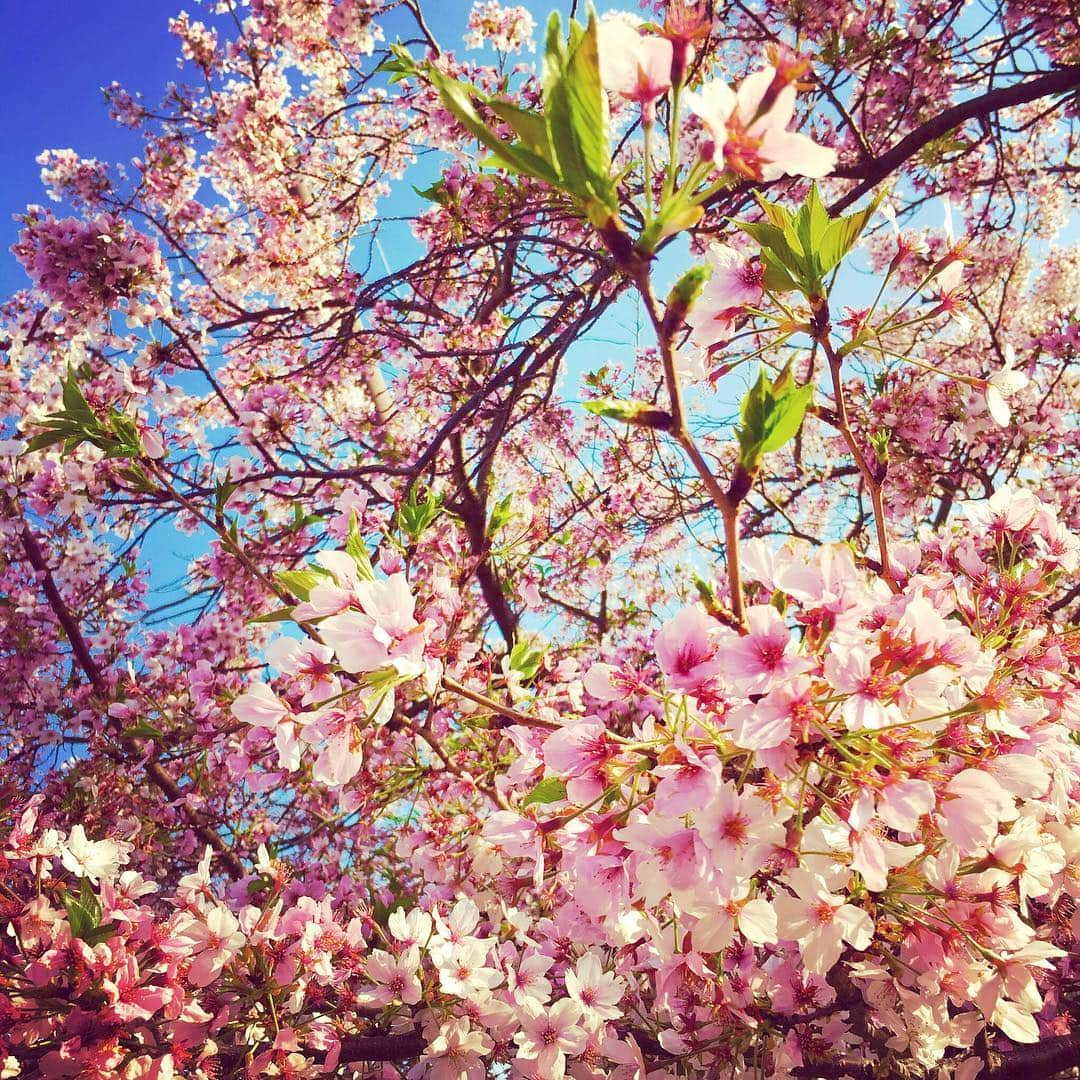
[793,182,831,281]
[250,605,297,624]
[428,67,558,183]
[757,198,795,232]
[542,12,615,209]
[666,264,711,312]
[733,220,802,276]
[744,186,886,295]
[486,100,553,162]
[399,486,443,541]
[736,366,814,468]
[26,426,76,453]
[374,44,419,83]
[487,493,514,536]
[63,877,104,942]
[81,920,120,947]
[583,397,672,430]
[121,721,164,741]
[759,249,800,294]
[61,370,95,424]
[413,179,450,206]
[346,511,376,581]
[759,382,813,454]
[817,188,885,274]
[508,638,545,683]
[522,776,568,807]
[275,568,328,602]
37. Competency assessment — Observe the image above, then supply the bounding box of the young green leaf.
[399,487,443,541]
[583,398,673,430]
[542,12,615,210]
[508,638,545,683]
[428,67,558,183]
[522,776,568,807]
[275,567,329,602]
[346,510,376,581]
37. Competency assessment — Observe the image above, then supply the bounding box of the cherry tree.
[1,1,1079,1078]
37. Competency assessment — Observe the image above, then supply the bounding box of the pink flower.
[772,868,873,973]
[483,811,544,889]
[847,791,889,891]
[515,998,588,1077]
[388,907,434,949]
[698,782,786,880]
[265,637,340,704]
[436,940,504,997]
[654,604,722,691]
[653,749,719,816]
[564,952,625,1021]
[411,1019,493,1080]
[292,550,365,619]
[432,898,481,948]
[937,769,1018,855]
[824,645,900,731]
[686,244,764,349]
[320,573,428,676]
[686,66,837,180]
[718,604,812,695]
[876,778,935,833]
[232,682,304,772]
[507,949,555,1004]
[175,905,246,987]
[616,813,708,903]
[300,706,372,788]
[231,681,289,728]
[542,720,617,803]
[727,678,812,750]
[582,662,625,701]
[685,883,778,952]
[571,854,632,920]
[597,18,673,105]
[102,955,172,1022]
[365,946,422,1005]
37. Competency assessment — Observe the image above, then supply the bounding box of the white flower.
[564,952,624,1021]
[515,998,588,1077]
[174,904,245,987]
[772,868,873,973]
[60,825,131,884]
[985,344,1029,426]
[410,1018,493,1080]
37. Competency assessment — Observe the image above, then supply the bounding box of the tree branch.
[15,508,245,879]
[831,65,1080,213]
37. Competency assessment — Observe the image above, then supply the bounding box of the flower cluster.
[464,1,536,53]
[12,209,170,325]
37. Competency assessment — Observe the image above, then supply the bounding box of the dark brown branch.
[15,509,245,880]
[792,1032,1080,1080]
[338,1032,426,1063]
[986,1032,1080,1079]
[831,65,1080,213]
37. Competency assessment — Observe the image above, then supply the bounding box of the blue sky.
[0,0,183,292]
[0,0,555,290]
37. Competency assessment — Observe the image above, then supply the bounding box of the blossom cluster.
[5,487,1064,1077]
[465,1,536,53]
[11,209,170,326]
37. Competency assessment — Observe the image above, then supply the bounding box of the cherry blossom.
[686,66,838,179]
[597,18,674,106]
